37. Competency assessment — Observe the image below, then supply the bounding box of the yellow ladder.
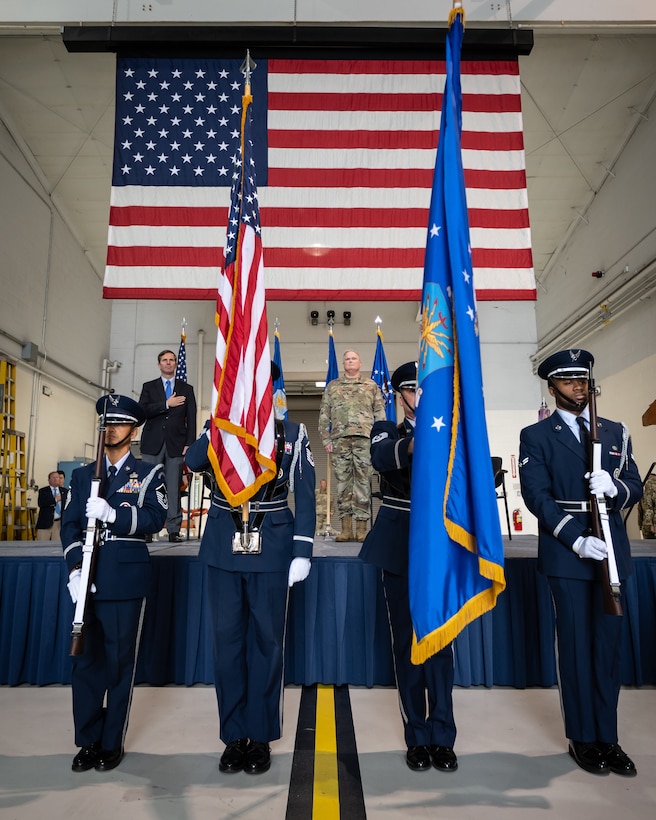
[1,358,30,540]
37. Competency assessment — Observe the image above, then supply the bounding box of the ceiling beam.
[62,25,533,60]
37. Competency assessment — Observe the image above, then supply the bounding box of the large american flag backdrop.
[105,56,535,302]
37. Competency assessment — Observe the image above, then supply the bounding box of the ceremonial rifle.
[69,399,108,655]
[585,368,622,616]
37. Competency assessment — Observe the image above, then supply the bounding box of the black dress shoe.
[168,532,184,542]
[144,534,153,543]
[244,741,271,774]
[568,742,610,775]
[598,743,637,777]
[219,738,249,773]
[94,747,124,772]
[72,742,101,772]
[430,745,458,772]
[406,745,431,771]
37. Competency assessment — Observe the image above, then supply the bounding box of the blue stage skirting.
[1,555,655,688]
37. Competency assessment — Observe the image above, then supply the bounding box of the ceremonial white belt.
[212,498,289,513]
[104,535,149,542]
[556,500,591,513]
[382,495,411,511]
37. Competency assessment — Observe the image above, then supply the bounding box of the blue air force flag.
[272,330,288,420]
[372,329,396,423]
[325,331,339,388]
[408,10,506,664]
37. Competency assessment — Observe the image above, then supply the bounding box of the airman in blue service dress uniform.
[359,362,458,773]
[185,381,315,776]
[519,349,642,777]
[62,395,167,773]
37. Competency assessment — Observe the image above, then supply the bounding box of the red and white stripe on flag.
[104,59,535,302]
[208,94,276,506]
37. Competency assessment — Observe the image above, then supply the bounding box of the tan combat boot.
[335,515,353,542]
[355,520,368,542]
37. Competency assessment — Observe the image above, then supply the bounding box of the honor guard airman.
[519,349,642,776]
[185,363,316,776]
[62,394,167,773]
[359,361,458,773]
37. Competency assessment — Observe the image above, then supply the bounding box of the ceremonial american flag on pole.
[105,56,534,302]
[207,64,276,506]
[175,326,188,382]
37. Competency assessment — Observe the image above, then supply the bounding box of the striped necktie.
[165,380,172,399]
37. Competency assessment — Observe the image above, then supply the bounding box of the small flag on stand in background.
[208,53,276,506]
[408,4,506,664]
[325,327,339,389]
[176,321,188,382]
[272,326,288,420]
[371,324,396,423]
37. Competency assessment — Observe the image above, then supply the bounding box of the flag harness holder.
[230,420,286,554]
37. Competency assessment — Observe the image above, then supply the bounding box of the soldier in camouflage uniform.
[638,474,656,539]
[318,350,387,542]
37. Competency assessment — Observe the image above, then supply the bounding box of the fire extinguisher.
[512,509,523,531]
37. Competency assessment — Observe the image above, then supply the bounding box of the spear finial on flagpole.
[375,315,382,333]
[449,0,465,26]
[240,50,257,95]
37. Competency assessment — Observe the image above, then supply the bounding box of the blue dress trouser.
[382,570,456,748]
[71,597,146,750]
[207,565,289,744]
[548,576,623,743]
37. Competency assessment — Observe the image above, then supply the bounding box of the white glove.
[86,497,117,524]
[585,470,618,498]
[67,568,81,603]
[288,557,311,587]
[67,568,96,602]
[573,535,607,561]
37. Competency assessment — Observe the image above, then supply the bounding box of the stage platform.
[1,536,655,688]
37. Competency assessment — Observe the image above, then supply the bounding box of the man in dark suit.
[62,394,167,773]
[185,365,315,776]
[35,471,68,540]
[139,349,197,541]
[359,362,458,774]
[519,348,642,777]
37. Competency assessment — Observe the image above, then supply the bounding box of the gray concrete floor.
[1,684,654,819]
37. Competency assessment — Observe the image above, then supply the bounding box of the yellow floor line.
[313,684,340,819]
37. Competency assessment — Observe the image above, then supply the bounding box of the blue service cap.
[391,361,418,391]
[96,394,146,426]
[537,349,594,380]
